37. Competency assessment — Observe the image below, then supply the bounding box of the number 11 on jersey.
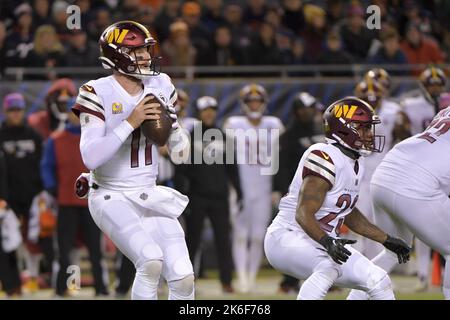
[130,129,152,168]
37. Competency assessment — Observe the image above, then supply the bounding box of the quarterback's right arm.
[74,86,157,170]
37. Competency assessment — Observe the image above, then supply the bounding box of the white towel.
[1,209,22,252]
[123,185,189,219]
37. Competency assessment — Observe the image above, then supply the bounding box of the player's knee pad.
[168,274,195,300]
[136,259,163,284]
[366,266,394,300]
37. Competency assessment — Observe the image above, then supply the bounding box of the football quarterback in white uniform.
[72,21,193,300]
[264,97,410,300]
[223,84,284,292]
[348,104,450,300]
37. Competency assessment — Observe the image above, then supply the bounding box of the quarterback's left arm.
[344,207,411,263]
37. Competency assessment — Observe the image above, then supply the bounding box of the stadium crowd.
[0,0,450,78]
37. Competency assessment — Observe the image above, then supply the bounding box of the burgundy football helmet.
[99,21,160,79]
[364,68,391,94]
[354,78,384,110]
[323,97,385,156]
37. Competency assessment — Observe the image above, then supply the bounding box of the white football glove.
[166,103,179,130]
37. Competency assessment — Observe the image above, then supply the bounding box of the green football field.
[2,269,444,300]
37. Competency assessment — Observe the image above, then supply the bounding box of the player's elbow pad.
[167,127,190,164]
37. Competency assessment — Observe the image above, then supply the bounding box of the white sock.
[248,238,264,289]
[415,238,431,283]
[233,235,248,291]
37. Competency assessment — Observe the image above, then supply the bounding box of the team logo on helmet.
[99,21,160,80]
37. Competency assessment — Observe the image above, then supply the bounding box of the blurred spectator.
[265,4,283,32]
[198,25,246,66]
[180,96,241,294]
[340,2,376,62]
[41,102,108,297]
[4,3,34,67]
[275,30,294,65]
[248,22,282,65]
[32,0,52,27]
[63,30,99,67]
[281,0,305,34]
[136,6,155,28]
[201,0,225,32]
[291,37,307,64]
[223,3,252,48]
[87,7,111,43]
[300,4,327,63]
[368,27,408,75]
[244,0,268,32]
[115,0,141,21]
[28,78,78,140]
[316,30,353,76]
[325,0,344,28]
[154,0,181,44]
[75,0,95,30]
[0,21,6,76]
[400,22,445,75]
[161,21,196,66]
[24,25,65,79]
[182,1,211,54]
[0,93,43,224]
[51,1,71,43]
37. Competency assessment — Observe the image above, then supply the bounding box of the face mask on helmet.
[239,84,268,119]
[419,67,447,111]
[355,80,383,110]
[323,97,385,157]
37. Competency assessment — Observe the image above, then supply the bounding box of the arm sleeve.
[40,138,57,191]
[79,113,135,170]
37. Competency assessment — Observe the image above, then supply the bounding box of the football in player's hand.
[141,94,172,146]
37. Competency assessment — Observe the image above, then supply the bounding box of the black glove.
[383,234,411,264]
[318,235,357,265]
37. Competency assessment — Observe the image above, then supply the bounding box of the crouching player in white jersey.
[72,21,194,300]
[264,97,411,300]
[348,104,450,300]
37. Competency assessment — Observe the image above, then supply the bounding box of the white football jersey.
[276,143,364,238]
[373,106,450,199]
[223,115,284,197]
[74,73,177,190]
[401,95,436,135]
